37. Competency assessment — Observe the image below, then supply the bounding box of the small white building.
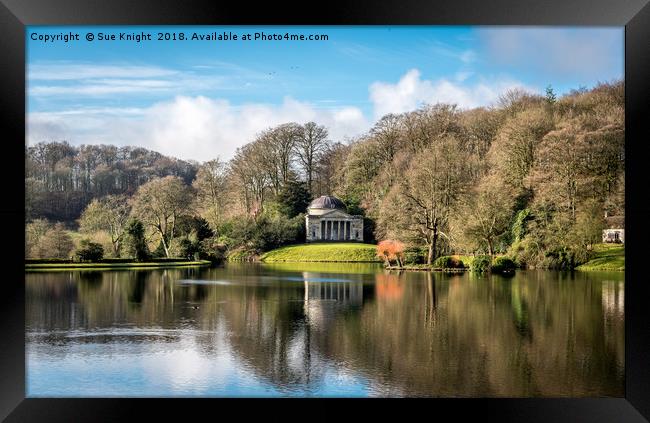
[602,215,624,244]
[305,195,363,242]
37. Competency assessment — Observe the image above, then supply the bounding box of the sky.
[26,26,624,162]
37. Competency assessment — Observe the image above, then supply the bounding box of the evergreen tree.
[122,218,149,261]
[277,180,311,218]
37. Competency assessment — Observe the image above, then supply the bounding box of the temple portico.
[305,196,363,242]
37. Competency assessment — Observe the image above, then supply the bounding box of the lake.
[26,263,624,397]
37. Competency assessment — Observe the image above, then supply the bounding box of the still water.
[26,263,624,397]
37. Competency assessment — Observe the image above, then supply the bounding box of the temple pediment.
[310,209,354,219]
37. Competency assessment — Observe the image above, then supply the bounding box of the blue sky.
[26,26,623,161]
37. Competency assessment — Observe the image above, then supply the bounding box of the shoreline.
[385,266,468,272]
[25,260,212,271]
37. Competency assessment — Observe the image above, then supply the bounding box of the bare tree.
[79,194,131,257]
[193,158,229,233]
[385,136,472,264]
[130,176,192,257]
[258,123,302,195]
[294,122,329,195]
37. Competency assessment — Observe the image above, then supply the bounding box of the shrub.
[168,232,203,259]
[176,238,198,259]
[227,214,304,254]
[403,246,427,265]
[75,239,104,262]
[226,247,258,262]
[470,255,492,273]
[540,248,576,270]
[491,256,517,274]
[199,236,227,262]
[377,240,405,266]
[433,255,464,269]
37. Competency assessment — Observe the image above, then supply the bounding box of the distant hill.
[26,141,198,223]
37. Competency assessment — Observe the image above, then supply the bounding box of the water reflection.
[26,265,624,397]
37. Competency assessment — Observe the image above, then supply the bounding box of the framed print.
[1,0,649,421]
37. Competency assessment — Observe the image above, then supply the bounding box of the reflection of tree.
[221,283,319,389]
[425,272,437,326]
[317,271,623,397]
[219,272,370,391]
[375,273,405,301]
[26,267,624,397]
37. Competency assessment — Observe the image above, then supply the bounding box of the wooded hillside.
[26,81,624,268]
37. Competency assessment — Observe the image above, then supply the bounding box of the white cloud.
[27,66,541,162]
[27,61,260,98]
[369,68,536,118]
[27,96,369,162]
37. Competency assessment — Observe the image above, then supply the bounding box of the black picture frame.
[2,0,649,421]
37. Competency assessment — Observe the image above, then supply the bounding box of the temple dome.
[308,195,346,211]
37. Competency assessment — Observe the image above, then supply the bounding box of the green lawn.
[260,242,380,263]
[25,260,212,271]
[576,243,625,271]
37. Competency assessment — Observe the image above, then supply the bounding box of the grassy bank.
[576,244,625,271]
[260,242,380,263]
[25,260,212,271]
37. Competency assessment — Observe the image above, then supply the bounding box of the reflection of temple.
[601,280,624,317]
[303,281,363,304]
[303,276,364,327]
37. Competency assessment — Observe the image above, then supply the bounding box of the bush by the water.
[470,255,492,273]
[225,214,305,255]
[403,246,427,265]
[75,239,104,262]
[432,255,465,269]
[491,256,516,274]
[540,248,577,270]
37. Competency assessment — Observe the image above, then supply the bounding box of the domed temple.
[305,195,364,242]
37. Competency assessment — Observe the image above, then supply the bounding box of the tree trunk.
[487,238,494,256]
[307,159,313,194]
[430,232,438,265]
[161,233,170,258]
[427,242,434,265]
